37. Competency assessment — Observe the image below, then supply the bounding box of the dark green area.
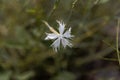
[0,0,120,80]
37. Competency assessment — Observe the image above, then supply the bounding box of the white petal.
[63,27,74,38]
[51,38,60,52]
[45,33,58,40]
[61,38,72,48]
[57,20,65,34]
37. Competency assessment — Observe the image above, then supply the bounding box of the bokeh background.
[0,0,120,80]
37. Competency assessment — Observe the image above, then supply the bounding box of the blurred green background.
[0,0,120,80]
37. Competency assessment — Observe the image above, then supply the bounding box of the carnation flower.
[43,20,74,52]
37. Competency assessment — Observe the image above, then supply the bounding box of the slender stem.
[72,0,78,8]
[67,0,78,24]
[116,18,120,65]
[47,0,60,19]
[102,57,118,61]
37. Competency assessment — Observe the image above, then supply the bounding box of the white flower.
[43,20,74,52]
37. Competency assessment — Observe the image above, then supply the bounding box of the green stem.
[116,18,120,65]
[47,0,60,19]
[67,0,78,24]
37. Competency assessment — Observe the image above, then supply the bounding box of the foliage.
[0,0,120,80]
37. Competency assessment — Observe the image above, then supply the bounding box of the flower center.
[59,34,63,38]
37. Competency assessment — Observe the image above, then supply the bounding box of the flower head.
[43,20,74,52]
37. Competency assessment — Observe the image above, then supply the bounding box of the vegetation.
[0,0,120,80]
